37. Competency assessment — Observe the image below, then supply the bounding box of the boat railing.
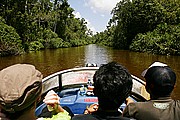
[41,67,150,100]
[42,67,99,94]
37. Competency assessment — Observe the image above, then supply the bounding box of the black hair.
[145,66,176,97]
[93,62,132,110]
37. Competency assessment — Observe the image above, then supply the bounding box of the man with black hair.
[123,62,180,120]
[73,62,134,120]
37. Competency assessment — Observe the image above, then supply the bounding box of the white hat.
[141,62,167,77]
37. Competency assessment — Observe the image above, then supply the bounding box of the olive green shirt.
[123,97,180,120]
[37,110,71,120]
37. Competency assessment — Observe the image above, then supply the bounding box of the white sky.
[69,0,120,33]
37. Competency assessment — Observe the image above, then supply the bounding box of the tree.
[130,23,180,55]
[110,0,180,52]
[0,18,24,56]
[0,0,93,55]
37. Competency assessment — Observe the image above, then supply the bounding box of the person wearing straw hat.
[123,61,180,120]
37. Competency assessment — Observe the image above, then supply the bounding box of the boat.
[35,65,150,117]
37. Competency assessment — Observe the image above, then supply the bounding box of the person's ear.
[150,84,155,89]
[174,84,177,89]
[145,83,154,95]
[36,96,41,105]
[145,84,150,94]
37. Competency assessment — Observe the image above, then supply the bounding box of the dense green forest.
[1,0,180,56]
[0,0,94,56]
[95,0,180,55]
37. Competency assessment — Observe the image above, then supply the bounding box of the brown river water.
[0,44,179,100]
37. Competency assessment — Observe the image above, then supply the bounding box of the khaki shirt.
[123,97,180,120]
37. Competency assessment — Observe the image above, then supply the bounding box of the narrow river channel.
[0,44,179,99]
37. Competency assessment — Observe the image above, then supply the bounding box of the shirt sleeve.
[42,110,71,120]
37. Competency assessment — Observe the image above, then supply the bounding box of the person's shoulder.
[123,102,150,118]
[109,116,135,120]
[124,101,151,113]
[72,114,135,120]
[127,101,150,107]
[72,114,99,120]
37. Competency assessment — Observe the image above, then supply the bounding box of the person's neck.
[17,108,37,120]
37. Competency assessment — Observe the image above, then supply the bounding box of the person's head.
[142,62,176,98]
[0,64,43,119]
[93,62,132,110]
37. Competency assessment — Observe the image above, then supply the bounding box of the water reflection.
[0,44,179,99]
[85,44,112,66]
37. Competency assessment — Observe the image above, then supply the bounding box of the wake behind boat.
[35,65,150,116]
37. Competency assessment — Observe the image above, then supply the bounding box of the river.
[0,44,179,99]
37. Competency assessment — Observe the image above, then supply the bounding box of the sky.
[68,0,120,34]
